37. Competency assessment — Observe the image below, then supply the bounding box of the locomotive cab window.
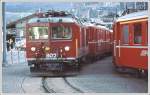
[28,27,48,40]
[133,23,142,44]
[51,26,72,39]
[122,25,129,44]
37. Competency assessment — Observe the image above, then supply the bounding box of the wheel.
[78,63,82,71]
[84,56,90,64]
[30,63,40,73]
[74,62,81,71]
[113,61,119,71]
[135,69,148,78]
[113,64,128,74]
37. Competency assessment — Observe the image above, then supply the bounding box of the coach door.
[114,22,130,67]
[113,22,121,66]
[119,23,131,67]
[114,22,131,67]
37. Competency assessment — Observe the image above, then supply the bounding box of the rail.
[63,77,83,93]
[42,77,56,93]
[42,77,83,93]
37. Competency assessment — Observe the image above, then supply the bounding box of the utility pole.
[2,2,7,66]
[134,2,136,10]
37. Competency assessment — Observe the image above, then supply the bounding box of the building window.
[122,25,129,44]
[134,23,142,44]
[28,27,48,40]
[51,26,72,39]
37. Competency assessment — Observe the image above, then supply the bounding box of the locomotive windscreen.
[28,26,48,40]
[51,26,72,39]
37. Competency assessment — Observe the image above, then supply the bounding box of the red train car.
[113,11,148,74]
[26,11,113,74]
[84,23,113,60]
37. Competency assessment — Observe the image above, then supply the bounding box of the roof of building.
[116,10,148,22]
[6,13,37,29]
[6,10,73,29]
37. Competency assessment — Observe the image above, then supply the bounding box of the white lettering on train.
[46,53,57,58]
[140,50,148,56]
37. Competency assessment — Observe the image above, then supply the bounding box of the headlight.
[45,47,50,51]
[64,46,70,51]
[60,49,63,53]
[31,47,36,52]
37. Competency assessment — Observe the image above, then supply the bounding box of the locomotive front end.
[26,11,81,74]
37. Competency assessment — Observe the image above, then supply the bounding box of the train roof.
[110,30,113,32]
[96,25,107,29]
[82,22,108,29]
[82,22,95,27]
[116,11,148,22]
[28,17,77,23]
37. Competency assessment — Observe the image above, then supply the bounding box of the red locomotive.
[113,11,148,74]
[26,11,113,74]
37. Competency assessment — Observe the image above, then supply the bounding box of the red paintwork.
[85,26,113,57]
[113,17,148,70]
[26,22,81,59]
[26,19,113,67]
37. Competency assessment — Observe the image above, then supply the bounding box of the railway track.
[21,75,49,93]
[42,77,56,93]
[42,77,83,93]
[20,77,26,93]
[63,77,83,93]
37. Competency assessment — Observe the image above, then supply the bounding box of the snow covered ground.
[6,49,27,64]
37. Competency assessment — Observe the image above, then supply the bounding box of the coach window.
[122,25,129,44]
[51,26,72,39]
[133,23,142,44]
[28,27,48,40]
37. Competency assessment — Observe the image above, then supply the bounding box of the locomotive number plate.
[46,53,57,58]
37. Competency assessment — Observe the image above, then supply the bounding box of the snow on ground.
[6,49,27,64]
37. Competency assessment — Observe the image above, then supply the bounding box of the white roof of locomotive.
[116,11,148,22]
[28,17,77,23]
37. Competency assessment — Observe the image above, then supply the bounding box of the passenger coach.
[113,11,148,74]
